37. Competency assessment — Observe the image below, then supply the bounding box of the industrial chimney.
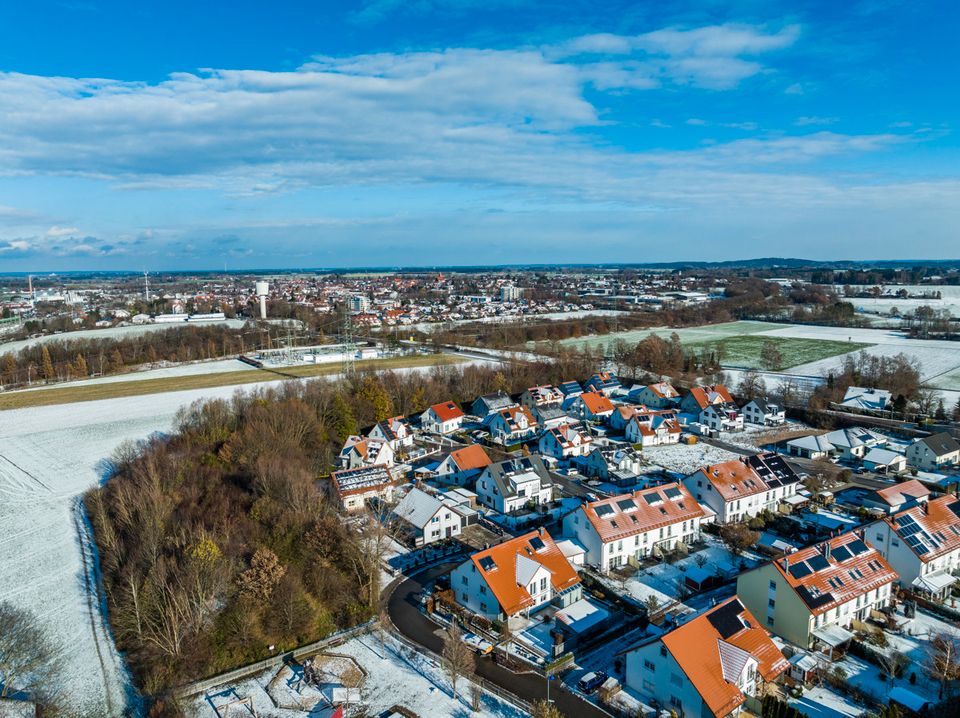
[255,281,269,319]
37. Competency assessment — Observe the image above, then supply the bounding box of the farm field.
[552,320,783,352]
[0,353,467,410]
[682,335,869,369]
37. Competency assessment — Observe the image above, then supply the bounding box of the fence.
[172,621,375,700]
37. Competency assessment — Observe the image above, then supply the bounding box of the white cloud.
[46,225,79,237]
[795,115,838,126]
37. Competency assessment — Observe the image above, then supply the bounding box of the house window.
[541,577,547,592]
[480,603,487,612]
[660,645,667,657]
[769,581,776,591]
[768,598,775,608]
[462,576,468,586]
[480,585,486,595]
[643,659,656,671]
[462,592,468,601]
[767,616,774,626]
[669,696,682,709]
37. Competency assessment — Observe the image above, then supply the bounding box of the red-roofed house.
[563,483,705,571]
[538,423,592,460]
[624,597,788,718]
[625,410,682,447]
[632,381,681,409]
[737,532,897,651]
[567,391,615,422]
[419,401,465,434]
[683,453,802,523]
[435,444,493,486]
[450,528,582,626]
[485,405,538,444]
[338,435,395,469]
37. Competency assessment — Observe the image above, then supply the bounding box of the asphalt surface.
[387,561,610,718]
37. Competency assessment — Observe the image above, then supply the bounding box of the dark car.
[577,671,608,694]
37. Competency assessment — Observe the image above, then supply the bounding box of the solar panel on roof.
[847,539,869,556]
[899,514,916,526]
[788,562,813,579]
[664,487,682,500]
[916,544,931,556]
[831,545,853,563]
[797,586,834,610]
[617,499,637,512]
[807,555,830,572]
[643,494,662,505]
[478,556,497,571]
[901,523,922,537]
[706,600,746,639]
[529,536,546,552]
[595,504,614,517]
[950,502,960,520]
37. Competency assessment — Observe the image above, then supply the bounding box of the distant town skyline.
[0,0,958,270]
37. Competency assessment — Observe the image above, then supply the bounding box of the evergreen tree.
[40,346,55,381]
[356,375,394,422]
[73,353,88,377]
[329,392,358,442]
[110,349,124,372]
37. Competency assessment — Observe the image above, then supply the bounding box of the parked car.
[577,671,608,694]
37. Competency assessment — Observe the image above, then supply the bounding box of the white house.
[625,411,682,447]
[450,529,582,626]
[868,494,960,600]
[862,448,907,474]
[823,426,887,461]
[538,423,592,460]
[742,398,786,426]
[683,453,801,524]
[521,385,564,410]
[736,532,898,652]
[368,415,414,450]
[471,390,517,419]
[786,433,835,460]
[476,456,553,514]
[328,465,398,512]
[574,446,644,480]
[393,486,468,546]
[419,401,465,435]
[701,402,744,433]
[630,381,681,409]
[435,444,492,487]
[484,405,538,445]
[841,386,892,411]
[680,384,736,417]
[623,598,788,718]
[338,436,395,469]
[563,483,705,571]
[906,433,960,471]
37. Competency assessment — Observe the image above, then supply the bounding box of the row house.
[538,423,592,460]
[476,456,553,514]
[563,483,705,571]
[869,494,960,600]
[737,532,898,653]
[623,598,788,718]
[450,529,582,626]
[434,444,492,487]
[338,436,395,469]
[419,400,465,434]
[684,453,801,524]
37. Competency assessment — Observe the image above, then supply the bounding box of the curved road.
[386,561,610,718]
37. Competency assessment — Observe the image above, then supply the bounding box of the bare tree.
[877,648,907,683]
[0,602,63,708]
[532,699,564,718]
[442,620,474,701]
[926,630,960,699]
[719,523,760,556]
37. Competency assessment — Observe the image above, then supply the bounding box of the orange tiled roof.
[546,423,591,449]
[429,401,464,422]
[469,529,580,616]
[876,479,930,506]
[496,405,537,431]
[772,531,897,615]
[887,494,960,563]
[450,444,492,472]
[696,458,768,501]
[688,384,734,410]
[580,483,704,542]
[579,391,614,415]
[648,382,680,398]
[662,598,788,718]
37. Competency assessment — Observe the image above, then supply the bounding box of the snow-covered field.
[834,284,960,318]
[186,633,527,718]
[641,441,741,475]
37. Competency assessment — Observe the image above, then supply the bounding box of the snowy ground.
[186,633,528,718]
[789,685,865,718]
[0,361,487,716]
[21,357,249,391]
[641,441,741,475]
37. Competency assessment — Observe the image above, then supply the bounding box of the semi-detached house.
[563,483,705,571]
[683,453,801,524]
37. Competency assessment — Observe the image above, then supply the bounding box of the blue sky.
[0,0,957,270]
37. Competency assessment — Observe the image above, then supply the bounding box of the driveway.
[386,561,611,718]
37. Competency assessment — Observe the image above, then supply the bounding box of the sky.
[0,0,958,271]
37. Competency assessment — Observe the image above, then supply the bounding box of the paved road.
[387,562,610,718]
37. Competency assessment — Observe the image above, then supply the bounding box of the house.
[623,598,788,718]
[609,405,641,433]
[566,391,615,422]
[471,390,517,418]
[840,386,892,411]
[450,528,582,626]
[823,426,886,461]
[906,432,960,471]
[558,380,583,397]
[868,494,960,600]
[866,479,930,514]
[630,381,681,409]
[531,404,571,429]
[736,532,897,652]
[742,398,786,426]
[393,486,470,546]
[563,483,705,571]
[538,423,593,460]
[475,456,553,513]
[435,444,492,487]
[328,465,398,512]
[861,448,907,474]
[683,453,802,524]
[521,385,564,409]
[419,401,465,435]
[338,435,395,469]
[680,384,735,416]
[574,446,644,480]
[484,405,538,445]
[584,371,620,396]
[625,411,682,447]
[786,433,835,460]
[368,415,414,450]
[701,402,744,433]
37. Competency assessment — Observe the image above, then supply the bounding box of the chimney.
[823,542,832,561]
[538,526,545,536]
[784,556,790,571]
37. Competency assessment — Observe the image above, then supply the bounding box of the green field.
[682,335,871,370]
[553,320,784,352]
[0,353,466,410]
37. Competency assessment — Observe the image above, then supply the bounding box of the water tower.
[255,281,269,319]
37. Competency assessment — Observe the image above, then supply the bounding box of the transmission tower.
[341,306,357,376]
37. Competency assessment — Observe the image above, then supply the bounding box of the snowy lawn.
[789,685,865,718]
[640,442,741,474]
